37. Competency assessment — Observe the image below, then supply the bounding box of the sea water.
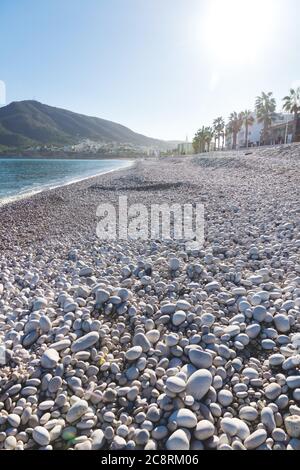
[0,158,132,204]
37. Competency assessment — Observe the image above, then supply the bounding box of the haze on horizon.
[1,0,300,141]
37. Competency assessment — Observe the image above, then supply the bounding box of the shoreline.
[0,153,146,160]
[0,158,135,208]
[0,146,300,451]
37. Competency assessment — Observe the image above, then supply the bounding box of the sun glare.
[202,0,278,67]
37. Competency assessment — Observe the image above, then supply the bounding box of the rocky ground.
[0,144,299,450]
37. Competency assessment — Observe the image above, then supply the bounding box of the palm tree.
[227,112,243,150]
[193,126,214,153]
[193,127,207,154]
[213,117,225,150]
[241,110,255,148]
[205,127,214,152]
[255,92,276,145]
[283,87,300,142]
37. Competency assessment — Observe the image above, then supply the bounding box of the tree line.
[193,88,300,153]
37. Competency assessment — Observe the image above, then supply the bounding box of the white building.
[178,136,194,155]
[226,113,294,149]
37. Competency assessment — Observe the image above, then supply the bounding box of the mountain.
[0,100,174,150]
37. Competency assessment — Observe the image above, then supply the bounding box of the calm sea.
[0,158,132,204]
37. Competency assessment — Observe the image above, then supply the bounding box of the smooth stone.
[200,313,215,327]
[274,314,290,333]
[282,356,300,371]
[186,370,212,401]
[253,306,267,322]
[146,330,160,344]
[71,332,99,353]
[285,415,300,438]
[246,324,261,339]
[91,429,105,450]
[39,400,55,411]
[7,413,21,427]
[265,383,281,400]
[125,346,143,361]
[181,363,197,379]
[33,297,47,310]
[205,281,220,292]
[166,430,190,450]
[287,438,300,450]
[218,390,233,407]
[76,286,91,299]
[95,289,110,304]
[7,384,22,396]
[231,419,250,440]
[41,349,60,369]
[169,258,180,271]
[272,428,287,442]
[160,304,176,315]
[269,354,285,367]
[287,376,300,389]
[244,430,267,450]
[172,310,186,326]
[51,339,71,351]
[261,407,276,433]
[66,400,88,423]
[165,333,179,347]
[135,429,150,446]
[133,333,151,352]
[21,386,37,396]
[293,389,300,401]
[176,300,191,311]
[79,267,93,277]
[32,426,51,446]
[194,420,215,440]
[168,409,197,428]
[23,330,39,347]
[191,440,205,450]
[242,367,259,379]
[48,376,63,393]
[75,440,92,450]
[224,325,240,337]
[165,376,186,394]
[4,436,17,450]
[261,339,276,350]
[188,349,212,369]
[152,426,168,440]
[39,316,52,332]
[221,418,238,436]
[64,302,77,313]
[239,406,258,421]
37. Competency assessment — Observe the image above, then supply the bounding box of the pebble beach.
[0,144,300,451]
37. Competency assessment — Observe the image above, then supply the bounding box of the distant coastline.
[0,151,143,160]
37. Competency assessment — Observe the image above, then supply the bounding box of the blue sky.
[1,0,300,140]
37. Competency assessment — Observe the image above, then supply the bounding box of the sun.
[201,0,278,67]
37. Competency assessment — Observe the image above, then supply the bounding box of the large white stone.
[194,420,215,440]
[71,332,99,353]
[66,400,88,423]
[168,409,197,428]
[186,370,212,401]
[41,349,59,369]
[165,376,186,394]
[166,430,190,450]
[32,426,51,446]
[244,430,267,449]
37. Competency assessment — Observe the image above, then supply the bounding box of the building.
[226,113,295,149]
[269,114,296,145]
[177,136,194,155]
